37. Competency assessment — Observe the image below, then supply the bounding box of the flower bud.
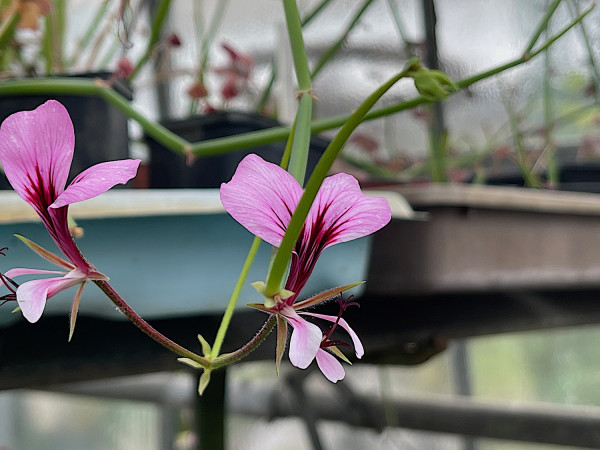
[411,68,458,101]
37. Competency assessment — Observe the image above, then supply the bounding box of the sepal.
[328,345,352,365]
[293,281,364,310]
[178,357,205,369]
[197,334,212,357]
[275,315,288,376]
[198,369,212,396]
[15,234,73,270]
[68,282,86,342]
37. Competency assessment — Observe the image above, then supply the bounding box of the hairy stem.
[94,280,209,367]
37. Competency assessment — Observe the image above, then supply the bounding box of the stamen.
[0,271,19,294]
[0,248,19,294]
[322,292,361,344]
[320,340,350,349]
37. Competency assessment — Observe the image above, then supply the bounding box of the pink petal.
[4,268,67,278]
[300,312,364,358]
[315,349,345,383]
[220,154,302,247]
[307,173,391,248]
[280,305,322,369]
[17,272,85,323]
[51,159,141,208]
[0,100,74,204]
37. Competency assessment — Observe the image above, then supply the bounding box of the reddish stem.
[94,280,209,367]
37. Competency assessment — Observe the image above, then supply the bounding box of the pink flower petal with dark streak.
[307,173,391,249]
[280,305,322,369]
[52,159,141,208]
[0,100,74,207]
[300,312,364,358]
[220,154,302,247]
[315,349,345,383]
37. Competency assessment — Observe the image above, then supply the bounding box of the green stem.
[199,0,229,73]
[0,3,589,162]
[98,84,190,153]
[94,280,209,367]
[386,0,414,55]
[212,315,277,368]
[210,236,262,358]
[0,10,19,51]
[428,115,447,182]
[66,0,110,69]
[499,83,540,187]
[129,0,172,81]
[255,0,331,112]
[209,114,298,360]
[567,0,600,96]
[265,60,418,297]
[301,0,332,26]
[42,13,54,74]
[54,0,66,72]
[543,10,558,186]
[283,0,312,91]
[288,93,313,184]
[310,0,376,79]
[523,0,562,57]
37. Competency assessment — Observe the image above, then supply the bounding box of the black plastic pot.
[0,73,131,188]
[145,112,329,188]
[483,164,600,193]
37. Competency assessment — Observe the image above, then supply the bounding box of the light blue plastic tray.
[0,190,403,324]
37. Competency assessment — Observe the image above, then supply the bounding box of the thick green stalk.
[288,93,313,184]
[255,0,331,112]
[283,0,311,91]
[99,85,190,152]
[129,0,172,80]
[310,0,376,79]
[282,0,314,184]
[265,61,417,297]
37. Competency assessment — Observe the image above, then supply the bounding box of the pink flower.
[0,100,140,332]
[220,154,391,381]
